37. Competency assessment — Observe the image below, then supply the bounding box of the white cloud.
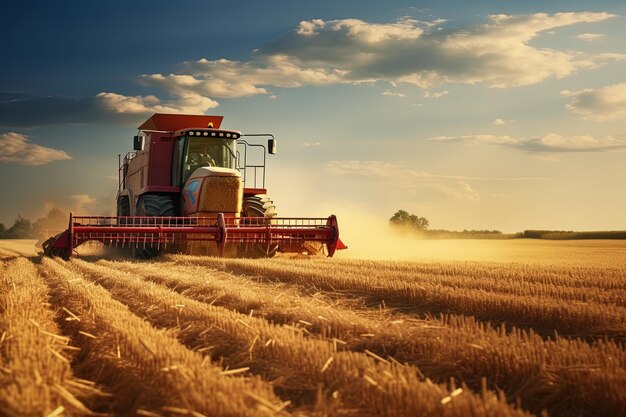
[432,133,626,153]
[382,90,406,97]
[274,13,619,89]
[564,83,626,121]
[423,90,449,98]
[133,12,621,104]
[153,56,345,99]
[1,12,621,129]
[295,18,427,42]
[302,142,323,147]
[0,132,71,165]
[0,93,142,128]
[326,160,481,201]
[493,118,507,126]
[96,91,218,114]
[576,33,605,41]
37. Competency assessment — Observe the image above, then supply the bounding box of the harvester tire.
[238,195,279,258]
[117,195,131,225]
[133,194,175,259]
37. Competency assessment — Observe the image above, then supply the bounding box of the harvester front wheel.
[117,195,131,225]
[133,194,175,259]
[238,195,279,258]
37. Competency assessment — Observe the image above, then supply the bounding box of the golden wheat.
[266,258,626,306]
[180,256,626,340]
[96,259,372,338]
[0,258,97,416]
[1,237,624,417]
[68,258,529,417]
[98,258,626,416]
[41,258,286,417]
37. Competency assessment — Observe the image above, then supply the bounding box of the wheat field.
[0,239,624,417]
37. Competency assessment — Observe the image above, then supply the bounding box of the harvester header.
[43,113,346,259]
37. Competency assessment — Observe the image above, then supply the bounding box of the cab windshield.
[182,136,237,182]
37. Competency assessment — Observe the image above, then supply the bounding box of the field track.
[0,240,625,417]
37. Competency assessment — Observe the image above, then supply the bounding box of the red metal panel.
[75,226,219,234]
[139,114,224,131]
[147,135,174,186]
[243,188,268,196]
[138,186,180,195]
[149,136,173,165]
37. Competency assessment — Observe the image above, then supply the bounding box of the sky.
[1,0,626,232]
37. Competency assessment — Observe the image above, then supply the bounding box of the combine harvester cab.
[43,113,347,259]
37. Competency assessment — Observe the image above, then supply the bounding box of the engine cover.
[182,166,242,216]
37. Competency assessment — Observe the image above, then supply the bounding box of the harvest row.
[65,258,528,417]
[0,258,97,416]
[169,256,626,340]
[100,258,626,417]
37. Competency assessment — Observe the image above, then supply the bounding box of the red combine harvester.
[43,113,346,259]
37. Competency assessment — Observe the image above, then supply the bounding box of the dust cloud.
[329,208,491,261]
[327,207,561,263]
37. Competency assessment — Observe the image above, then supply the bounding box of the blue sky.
[1,0,626,232]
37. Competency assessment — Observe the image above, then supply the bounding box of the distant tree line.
[389,210,513,239]
[389,210,626,240]
[522,230,626,240]
[389,210,430,232]
[420,229,514,239]
[0,209,67,239]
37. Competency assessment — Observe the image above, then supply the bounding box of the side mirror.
[133,135,144,151]
[268,138,277,155]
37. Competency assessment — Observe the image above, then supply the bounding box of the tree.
[5,216,34,239]
[389,210,429,232]
[0,223,5,238]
